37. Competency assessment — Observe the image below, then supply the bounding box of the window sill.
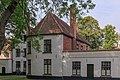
[100,75,111,78]
[43,74,52,76]
[71,75,81,76]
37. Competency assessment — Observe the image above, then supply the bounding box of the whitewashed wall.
[12,42,26,73]
[27,35,63,76]
[0,60,12,74]
[27,34,120,78]
[63,50,120,78]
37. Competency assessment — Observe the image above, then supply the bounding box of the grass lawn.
[0,75,29,80]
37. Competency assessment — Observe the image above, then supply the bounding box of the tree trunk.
[0,0,20,51]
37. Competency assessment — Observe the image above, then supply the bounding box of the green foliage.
[57,0,95,18]
[78,16,119,50]
[78,16,102,49]
[27,31,43,52]
[0,0,95,51]
[102,25,118,49]
[0,0,12,16]
[2,0,38,49]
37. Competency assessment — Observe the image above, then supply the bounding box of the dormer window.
[81,45,83,50]
[44,39,51,53]
[86,46,89,50]
[76,42,79,50]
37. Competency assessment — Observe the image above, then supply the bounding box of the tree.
[0,0,20,51]
[101,25,118,49]
[78,16,102,49]
[0,0,95,52]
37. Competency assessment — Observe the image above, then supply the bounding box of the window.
[86,46,89,50]
[23,48,26,57]
[76,42,79,49]
[44,40,51,53]
[16,61,20,72]
[28,59,31,74]
[23,61,26,72]
[16,49,20,57]
[72,61,81,76]
[27,41,31,54]
[81,45,83,50]
[44,59,51,75]
[101,61,111,76]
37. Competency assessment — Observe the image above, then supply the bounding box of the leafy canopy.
[0,0,95,51]
[102,25,118,49]
[78,16,102,49]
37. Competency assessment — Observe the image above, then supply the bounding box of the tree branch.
[0,0,20,51]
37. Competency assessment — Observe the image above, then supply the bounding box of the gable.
[35,12,73,37]
[33,12,90,47]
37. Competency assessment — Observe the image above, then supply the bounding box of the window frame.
[27,41,31,54]
[44,59,52,75]
[23,48,26,57]
[101,61,111,76]
[43,39,52,53]
[16,49,20,57]
[23,61,26,72]
[86,46,89,50]
[72,61,81,76]
[16,61,20,72]
[80,45,83,50]
[76,42,79,50]
[28,59,31,74]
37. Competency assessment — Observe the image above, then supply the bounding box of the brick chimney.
[70,4,78,39]
[70,4,78,50]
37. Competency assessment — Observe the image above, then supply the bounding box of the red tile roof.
[35,12,73,37]
[76,33,90,45]
[34,12,89,45]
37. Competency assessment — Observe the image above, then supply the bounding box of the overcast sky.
[87,0,120,34]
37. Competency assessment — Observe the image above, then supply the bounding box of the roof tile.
[34,12,89,45]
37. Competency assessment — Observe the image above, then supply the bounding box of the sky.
[87,0,120,34]
[36,0,120,34]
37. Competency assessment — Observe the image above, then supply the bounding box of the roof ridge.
[39,13,48,31]
[50,13,64,33]
[57,18,70,34]
[52,13,73,36]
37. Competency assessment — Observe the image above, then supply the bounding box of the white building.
[0,42,12,75]
[0,41,27,75]
[26,12,120,79]
[0,42,27,75]
[12,42,26,74]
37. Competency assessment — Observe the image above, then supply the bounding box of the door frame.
[2,67,6,75]
[87,64,94,78]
